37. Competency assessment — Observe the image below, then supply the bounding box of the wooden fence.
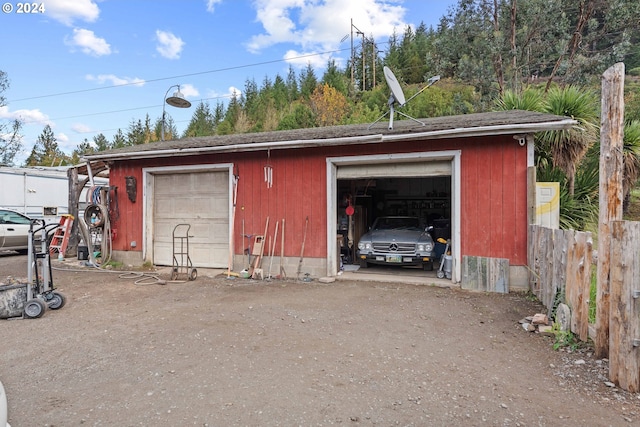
[609,221,640,392]
[528,223,640,392]
[528,225,593,342]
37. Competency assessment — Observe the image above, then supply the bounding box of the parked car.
[357,216,436,271]
[0,208,37,254]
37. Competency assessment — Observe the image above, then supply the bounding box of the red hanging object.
[345,204,355,216]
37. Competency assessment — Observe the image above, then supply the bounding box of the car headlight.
[418,243,433,252]
[358,242,371,250]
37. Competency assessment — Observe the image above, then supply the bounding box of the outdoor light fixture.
[161,84,192,141]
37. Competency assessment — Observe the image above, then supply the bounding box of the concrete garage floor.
[339,263,455,288]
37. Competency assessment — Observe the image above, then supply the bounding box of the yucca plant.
[538,86,599,197]
[623,120,640,206]
[494,87,544,112]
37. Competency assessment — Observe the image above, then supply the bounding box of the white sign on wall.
[536,182,560,229]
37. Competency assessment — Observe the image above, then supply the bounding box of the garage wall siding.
[107,134,528,267]
[108,163,144,253]
[460,137,527,264]
[109,150,329,260]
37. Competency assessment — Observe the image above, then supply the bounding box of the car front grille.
[372,242,416,254]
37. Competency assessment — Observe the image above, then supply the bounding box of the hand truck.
[170,223,197,281]
[24,219,67,318]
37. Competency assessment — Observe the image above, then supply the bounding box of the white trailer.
[0,166,108,221]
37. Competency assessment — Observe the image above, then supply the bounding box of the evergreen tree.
[272,74,289,111]
[277,103,316,130]
[71,138,95,163]
[25,124,66,166]
[286,65,299,101]
[112,129,127,149]
[322,59,348,95]
[93,133,111,151]
[127,118,147,145]
[242,78,259,123]
[218,93,241,135]
[213,101,225,126]
[183,101,217,137]
[299,63,318,99]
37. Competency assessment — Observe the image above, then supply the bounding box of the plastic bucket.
[0,282,27,319]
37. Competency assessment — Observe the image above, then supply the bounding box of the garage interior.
[336,175,452,274]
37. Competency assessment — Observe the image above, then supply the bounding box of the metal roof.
[83,110,576,162]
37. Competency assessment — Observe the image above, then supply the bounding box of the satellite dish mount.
[368,67,440,130]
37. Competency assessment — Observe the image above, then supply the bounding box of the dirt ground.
[1,252,639,427]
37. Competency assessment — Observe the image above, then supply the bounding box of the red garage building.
[82,110,574,289]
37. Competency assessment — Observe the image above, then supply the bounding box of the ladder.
[49,214,74,258]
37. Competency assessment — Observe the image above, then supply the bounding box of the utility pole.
[350,19,364,91]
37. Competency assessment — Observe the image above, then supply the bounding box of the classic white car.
[357,216,436,271]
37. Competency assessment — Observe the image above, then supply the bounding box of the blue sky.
[1,0,456,164]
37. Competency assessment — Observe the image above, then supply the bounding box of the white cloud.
[45,0,100,26]
[176,84,199,98]
[56,132,69,143]
[247,0,406,56]
[155,30,185,60]
[71,123,92,134]
[206,0,224,13]
[283,49,332,69]
[0,106,51,126]
[66,28,112,56]
[85,74,145,87]
[229,86,242,98]
[204,86,242,102]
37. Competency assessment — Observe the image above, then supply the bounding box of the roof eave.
[82,118,577,163]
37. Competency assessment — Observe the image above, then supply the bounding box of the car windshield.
[373,217,421,231]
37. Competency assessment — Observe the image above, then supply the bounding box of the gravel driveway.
[1,252,639,426]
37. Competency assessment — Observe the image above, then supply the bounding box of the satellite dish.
[384,66,405,106]
[369,67,441,130]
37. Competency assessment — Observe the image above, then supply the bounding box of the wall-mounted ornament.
[125,176,137,203]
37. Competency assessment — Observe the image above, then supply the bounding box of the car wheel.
[423,261,434,271]
[359,259,369,269]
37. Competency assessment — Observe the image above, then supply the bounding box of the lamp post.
[161,84,192,141]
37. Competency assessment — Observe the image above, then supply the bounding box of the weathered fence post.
[595,62,625,359]
[565,230,593,342]
[609,221,640,392]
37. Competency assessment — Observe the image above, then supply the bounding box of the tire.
[48,291,66,310]
[188,268,197,281]
[24,299,46,319]
[358,259,369,269]
[436,270,445,279]
[423,261,434,271]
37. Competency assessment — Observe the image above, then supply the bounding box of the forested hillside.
[2,0,639,167]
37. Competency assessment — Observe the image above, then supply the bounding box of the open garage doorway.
[326,151,461,281]
[336,176,451,276]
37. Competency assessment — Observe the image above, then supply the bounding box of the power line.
[8,48,351,104]
[18,93,234,126]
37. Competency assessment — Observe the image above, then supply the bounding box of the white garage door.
[153,171,229,268]
[337,160,451,179]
